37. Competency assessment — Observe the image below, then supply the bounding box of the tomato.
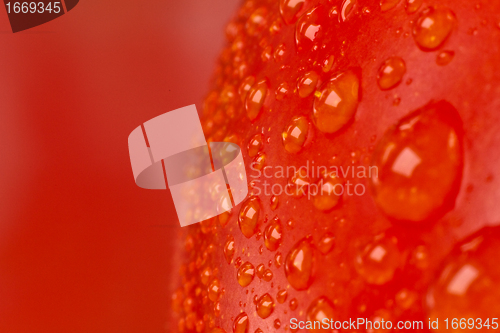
[170,0,500,332]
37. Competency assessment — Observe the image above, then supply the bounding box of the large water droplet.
[233,312,249,333]
[426,227,500,328]
[247,134,264,157]
[297,71,320,98]
[282,116,311,153]
[377,57,406,90]
[285,237,315,290]
[264,219,283,251]
[246,79,268,121]
[354,236,401,285]
[296,7,322,49]
[237,262,256,287]
[238,197,261,238]
[256,293,275,318]
[412,7,456,50]
[312,70,360,133]
[370,100,463,222]
[280,0,308,24]
[307,297,337,333]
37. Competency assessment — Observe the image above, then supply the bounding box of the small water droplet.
[235,257,243,268]
[275,82,289,101]
[238,197,261,238]
[354,236,401,285]
[246,7,268,36]
[406,0,422,13]
[290,298,299,310]
[286,218,296,229]
[270,195,280,210]
[371,100,463,222]
[377,57,406,90]
[263,269,274,282]
[296,7,322,49]
[256,264,265,279]
[282,116,311,153]
[264,219,283,251]
[280,0,308,24]
[251,152,267,170]
[239,76,256,103]
[286,168,311,198]
[436,50,455,66]
[307,297,337,330]
[274,44,287,62]
[311,173,343,211]
[318,232,335,254]
[340,0,356,22]
[381,0,400,12]
[275,252,283,268]
[208,278,221,301]
[246,79,268,121]
[277,289,288,303]
[256,293,275,318]
[233,312,249,333]
[261,45,272,62]
[200,267,213,285]
[312,70,360,133]
[247,133,264,158]
[322,55,335,72]
[285,237,315,290]
[297,71,320,98]
[412,6,456,50]
[274,319,281,329]
[237,262,256,287]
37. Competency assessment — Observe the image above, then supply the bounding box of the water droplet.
[297,71,320,98]
[251,152,266,171]
[246,79,268,121]
[256,293,275,318]
[354,236,401,285]
[411,245,430,269]
[312,70,360,133]
[264,219,283,251]
[208,278,221,301]
[201,267,213,285]
[218,211,231,227]
[285,237,315,290]
[237,262,256,287]
[427,227,500,326]
[307,297,337,331]
[412,7,456,50]
[340,0,356,22]
[296,7,322,49]
[277,289,288,303]
[393,97,401,106]
[261,45,272,62]
[274,319,281,329]
[311,173,343,211]
[280,0,308,24]
[370,100,463,222]
[436,50,455,66]
[239,76,256,103]
[263,269,274,282]
[395,288,418,310]
[247,134,264,158]
[290,298,299,310]
[322,55,335,72]
[318,232,335,254]
[233,312,249,333]
[275,252,283,268]
[377,57,406,90]
[256,263,265,279]
[246,7,268,36]
[238,197,261,238]
[270,195,279,210]
[235,257,243,268]
[282,116,311,154]
[406,0,422,13]
[275,82,289,101]
[381,0,400,12]
[286,218,296,229]
[286,168,311,198]
[274,44,287,62]
[270,17,284,35]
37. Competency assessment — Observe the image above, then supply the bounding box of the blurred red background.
[0,1,238,331]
